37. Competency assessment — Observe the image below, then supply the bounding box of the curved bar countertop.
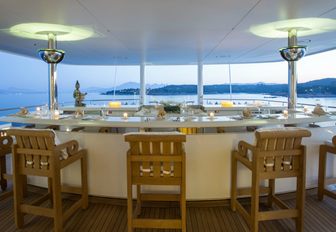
[1,112,336,200]
[0,112,335,128]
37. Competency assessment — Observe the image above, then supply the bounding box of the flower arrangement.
[160,101,181,114]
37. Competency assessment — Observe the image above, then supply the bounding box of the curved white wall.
[26,126,336,200]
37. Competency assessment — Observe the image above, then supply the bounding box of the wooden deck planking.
[1,187,336,231]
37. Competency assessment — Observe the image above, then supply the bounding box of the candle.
[283,110,288,117]
[54,110,60,115]
[53,110,60,119]
[221,101,234,107]
[209,112,215,118]
[108,101,121,108]
[303,106,308,113]
[254,101,262,108]
[123,112,128,119]
[36,107,41,116]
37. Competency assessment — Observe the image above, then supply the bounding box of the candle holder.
[36,107,41,116]
[100,109,107,119]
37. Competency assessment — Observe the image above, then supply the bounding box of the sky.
[1,49,336,92]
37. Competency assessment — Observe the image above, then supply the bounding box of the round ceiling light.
[250,18,336,38]
[9,23,94,41]
[279,46,307,61]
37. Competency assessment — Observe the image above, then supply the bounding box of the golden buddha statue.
[73,80,87,107]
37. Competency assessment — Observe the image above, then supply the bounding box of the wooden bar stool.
[231,127,311,232]
[0,130,13,198]
[124,132,186,232]
[8,128,88,232]
[318,135,336,200]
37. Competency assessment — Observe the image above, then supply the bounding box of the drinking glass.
[41,104,48,117]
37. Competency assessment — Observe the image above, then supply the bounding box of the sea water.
[0,92,336,117]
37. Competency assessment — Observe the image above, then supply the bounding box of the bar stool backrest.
[125,132,186,185]
[255,127,311,150]
[254,127,311,173]
[7,129,59,176]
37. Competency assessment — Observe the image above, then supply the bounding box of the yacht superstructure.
[1,1,336,231]
[1,0,336,65]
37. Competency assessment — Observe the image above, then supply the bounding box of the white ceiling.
[0,0,336,65]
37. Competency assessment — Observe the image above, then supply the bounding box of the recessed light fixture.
[9,23,94,41]
[250,18,336,38]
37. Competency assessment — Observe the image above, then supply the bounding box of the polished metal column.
[279,29,306,110]
[48,33,58,111]
[140,62,146,105]
[288,60,297,109]
[39,34,64,111]
[228,64,232,101]
[287,29,297,110]
[197,62,203,105]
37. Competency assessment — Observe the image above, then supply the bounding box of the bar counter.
[0,111,335,129]
[1,111,336,200]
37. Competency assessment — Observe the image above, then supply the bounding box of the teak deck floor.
[1,187,336,232]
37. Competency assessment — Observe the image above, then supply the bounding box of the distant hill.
[85,82,164,93]
[297,78,336,96]
[115,82,139,90]
[102,78,336,97]
[299,78,336,87]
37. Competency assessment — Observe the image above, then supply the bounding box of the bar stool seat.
[124,132,186,232]
[318,135,336,200]
[8,128,88,232]
[231,127,311,232]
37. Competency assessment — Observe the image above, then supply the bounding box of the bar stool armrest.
[0,135,13,152]
[237,141,255,157]
[55,140,79,155]
[60,149,86,168]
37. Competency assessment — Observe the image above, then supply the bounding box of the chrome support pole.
[140,62,146,105]
[228,64,232,101]
[288,29,297,110]
[47,33,58,111]
[288,60,297,110]
[197,62,203,105]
